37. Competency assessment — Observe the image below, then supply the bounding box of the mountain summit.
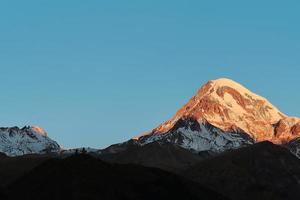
[133,78,300,153]
[0,126,60,156]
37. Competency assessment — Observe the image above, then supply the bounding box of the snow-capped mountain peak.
[0,126,60,156]
[206,78,285,122]
[132,78,300,153]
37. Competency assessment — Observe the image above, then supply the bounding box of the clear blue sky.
[0,1,299,148]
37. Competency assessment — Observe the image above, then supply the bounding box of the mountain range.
[1,78,300,199]
[102,78,300,157]
[2,78,299,157]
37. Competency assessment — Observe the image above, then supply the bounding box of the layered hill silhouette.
[184,142,300,200]
[99,142,205,173]
[4,154,226,200]
[101,142,300,200]
[0,142,299,200]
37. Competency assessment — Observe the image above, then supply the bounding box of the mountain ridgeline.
[105,78,300,156]
[0,126,60,156]
[0,78,300,200]
[1,78,299,157]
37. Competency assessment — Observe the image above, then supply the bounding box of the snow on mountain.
[286,137,300,158]
[138,118,254,153]
[0,126,60,156]
[130,78,300,153]
[2,78,298,157]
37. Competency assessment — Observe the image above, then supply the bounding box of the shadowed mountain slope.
[6,154,227,200]
[99,141,207,173]
[183,142,300,200]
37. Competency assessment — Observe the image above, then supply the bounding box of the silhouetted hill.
[7,154,227,200]
[2,141,300,200]
[183,141,300,200]
[100,142,208,173]
[0,154,53,187]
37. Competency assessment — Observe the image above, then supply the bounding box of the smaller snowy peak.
[0,126,60,156]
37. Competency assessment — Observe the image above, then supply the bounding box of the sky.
[0,1,299,148]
